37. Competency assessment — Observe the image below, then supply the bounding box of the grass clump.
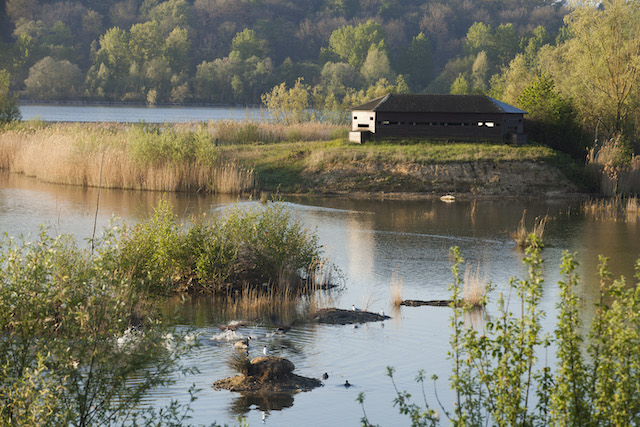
[229,353,252,376]
[511,210,547,248]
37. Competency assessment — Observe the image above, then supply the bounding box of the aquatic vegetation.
[0,227,197,425]
[118,198,329,294]
[362,240,640,425]
[511,210,547,248]
[583,195,640,222]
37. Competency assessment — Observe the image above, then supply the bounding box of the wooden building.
[349,94,527,144]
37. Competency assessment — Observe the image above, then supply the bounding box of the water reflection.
[229,391,295,415]
[3,173,640,426]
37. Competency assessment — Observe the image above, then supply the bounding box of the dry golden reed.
[511,210,547,248]
[463,264,485,308]
[390,270,404,308]
[0,123,256,193]
[587,136,640,197]
[583,196,640,222]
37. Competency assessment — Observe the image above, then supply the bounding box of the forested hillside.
[0,0,566,104]
[1,0,639,155]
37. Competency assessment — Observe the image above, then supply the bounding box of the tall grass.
[0,121,345,194]
[587,136,640,196]
[583,195,640,222]
[0,122,256,193]
[390,270,404,308]
[463,264,486,308]
[511,210,548,248]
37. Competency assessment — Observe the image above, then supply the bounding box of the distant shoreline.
[18,99,265,109]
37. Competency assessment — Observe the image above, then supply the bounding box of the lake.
[2,171,639,426]
[19,103,270,123]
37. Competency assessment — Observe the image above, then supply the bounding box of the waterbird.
[270,315,295,334]
[233,337,251,350]
[379,308,385,316]
[263,346,271,356]
[344,380,352,387]
[351,304,360,312]
[217,320,247,331]
[322,372,329,380]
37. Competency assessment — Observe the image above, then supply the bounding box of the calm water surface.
[1,173,640,426]
[19,104,269,123]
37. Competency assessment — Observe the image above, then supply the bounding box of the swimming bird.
[270,315,295,334]
[233,337,251,350]
[217,320,246,331]
[263,346,271,356]
[322,372,329,380]
[344,380,352,387]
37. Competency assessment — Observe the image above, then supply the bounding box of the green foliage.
[117,198,325,293]
[365,243,640,426]
[24,56,83,100]
[127,123,217,167]
[0,226,197,425]
[231,28,268,60]
[328,20,386,68]
[0,69,20,124]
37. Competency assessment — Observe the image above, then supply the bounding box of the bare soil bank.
[298,160,584,199]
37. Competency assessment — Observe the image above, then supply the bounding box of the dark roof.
[352,94,527,114]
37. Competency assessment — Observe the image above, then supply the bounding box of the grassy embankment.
[0,120,585,196]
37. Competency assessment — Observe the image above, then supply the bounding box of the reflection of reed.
[463,307,487,334]
[583,196,640,222]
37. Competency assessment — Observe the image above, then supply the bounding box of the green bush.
[0,227,196,425]
[118,198,324,293]
[361,235,640,426]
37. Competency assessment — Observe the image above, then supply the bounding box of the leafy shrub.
[361,239,640,426]
[118,198,325,293]
[0,227,195,425]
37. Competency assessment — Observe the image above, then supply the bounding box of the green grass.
[1,121,586,194]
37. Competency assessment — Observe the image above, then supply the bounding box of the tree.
[24,57,82,100]
[450,73,471,95]
[401,32,432,91]
[163,27,191,74]
[328,20,386,68]
[320,61,361,97]
[559,0,640,143]
[361,47,394,85]
[231,28,268,60]
[0,69,20,123]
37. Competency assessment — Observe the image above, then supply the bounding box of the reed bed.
[587,136,640,197]
[174,120,347,145]
[511,210,547,248]
[0,122,259,193]
[583,196,640,222]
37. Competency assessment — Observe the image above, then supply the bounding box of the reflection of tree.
[228,391,295,416]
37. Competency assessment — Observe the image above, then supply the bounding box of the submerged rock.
[312,308,390,325]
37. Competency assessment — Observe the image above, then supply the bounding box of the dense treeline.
[1,0,640,157]
[0,0,566,105]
